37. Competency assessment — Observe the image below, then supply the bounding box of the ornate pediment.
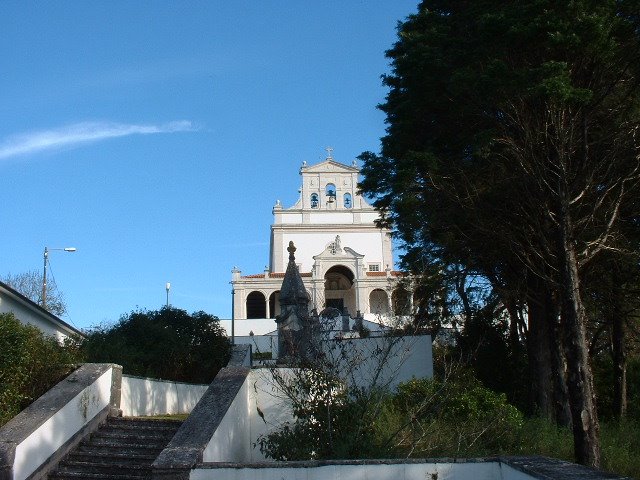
[313,235,364,259]
[301,159,359,174]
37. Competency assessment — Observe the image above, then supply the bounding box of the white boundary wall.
[191,461,521,480]
[11,367,113,480]
[121,375,208,417]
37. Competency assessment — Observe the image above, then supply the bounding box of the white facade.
[231,154,405,324]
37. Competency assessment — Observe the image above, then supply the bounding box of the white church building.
[229,152,406,335]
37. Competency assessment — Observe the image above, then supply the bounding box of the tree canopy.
[82,307,230,384]
[1,270,67,317]
[359,0,640,467]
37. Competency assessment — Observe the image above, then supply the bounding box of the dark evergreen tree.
[359,0,640,466]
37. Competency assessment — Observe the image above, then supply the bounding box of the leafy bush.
[82,307,230,383]
[390,374,524,457]
[256,368,387,460]
[0,313,84,427]
[257,369,524,461]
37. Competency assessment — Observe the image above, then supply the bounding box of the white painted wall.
[202,376,251,462]
[0,290,79,342]
[12,367,113,480]
[282,231,387,272]
[195,335,431,464]
[248,369,295,461]
[120,376,208,417]
[322,335,433,391]
[191,460,531,480]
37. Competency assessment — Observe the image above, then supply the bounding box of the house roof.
[0,280,85,338]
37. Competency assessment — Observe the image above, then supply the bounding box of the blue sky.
[0,2,416,330]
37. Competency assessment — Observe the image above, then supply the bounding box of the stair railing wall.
[0,363,122,480]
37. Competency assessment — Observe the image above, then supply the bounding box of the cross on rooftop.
[325,146,333,159]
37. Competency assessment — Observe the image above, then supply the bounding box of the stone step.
[74,442,163,457]
[107,417,182,430]
[49,471,145,480]
[89,430,175,445]
[56,461,150,477]
[48,417,184,480]
[67,451,158,465]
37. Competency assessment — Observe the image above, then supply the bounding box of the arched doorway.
[324,265,355,315]
[246,291,266,319]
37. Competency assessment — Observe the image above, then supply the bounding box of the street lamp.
[42,246,76,310]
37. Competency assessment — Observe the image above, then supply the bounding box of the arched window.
[344,193,352,209]
[246,291,266,319]
[310,193,319,208]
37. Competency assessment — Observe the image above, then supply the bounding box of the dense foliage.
[82,307,230,384]
[0,313,83,426]
[359,0,640,466]
[257,372,523,461]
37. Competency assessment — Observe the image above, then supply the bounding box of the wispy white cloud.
[0,120,197,160]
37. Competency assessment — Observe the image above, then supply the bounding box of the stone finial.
[288,241,296,261]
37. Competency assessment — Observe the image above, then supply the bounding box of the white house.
[0,280,84,341]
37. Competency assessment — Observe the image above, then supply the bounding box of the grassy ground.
[144,413,190,421]
[507,418,639,479]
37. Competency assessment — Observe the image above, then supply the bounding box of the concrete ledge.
[227,344,251,367]
[152,366,250,479]
[0,363,122,480]
[191,456,632,480]
[500,456,633,480]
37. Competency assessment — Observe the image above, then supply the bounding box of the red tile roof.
[242,271,402,279]
[241,272,312,279]
[366,271,404,277]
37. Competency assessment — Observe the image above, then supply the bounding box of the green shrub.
[0,313,84,427]
[257,370,524,461]
[391,375,524,457]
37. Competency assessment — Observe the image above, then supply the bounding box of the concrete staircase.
[48,417,182,480]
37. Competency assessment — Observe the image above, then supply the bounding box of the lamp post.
[166,282,171,307]
[42,246,76,310]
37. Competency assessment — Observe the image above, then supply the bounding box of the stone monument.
[275,241,318,362]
